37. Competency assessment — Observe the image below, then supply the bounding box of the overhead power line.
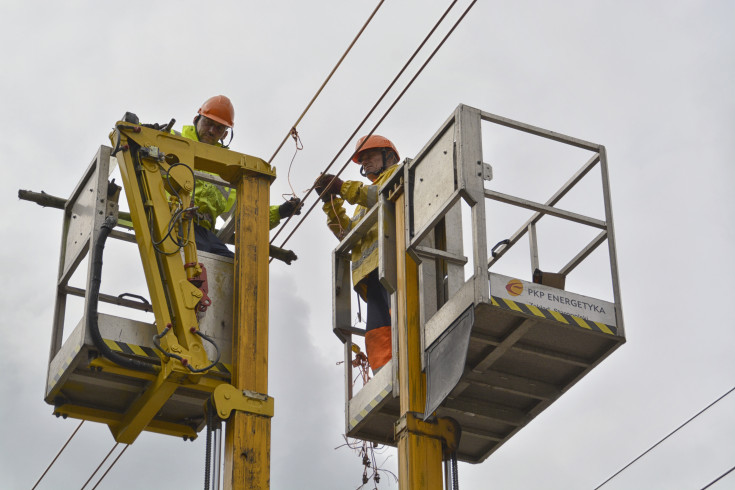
[269,0,461,244]
[80,443,120,490]
[271,0,478,249]
[31,420,85,490]
[594,385,735,490]
[700,465,735,490]
[90,444,129,490]
[266,0,386,165]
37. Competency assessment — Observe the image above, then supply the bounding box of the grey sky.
[2,1,734,488]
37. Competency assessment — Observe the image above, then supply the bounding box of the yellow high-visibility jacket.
[178,125,281,230]
[322,165,399,295]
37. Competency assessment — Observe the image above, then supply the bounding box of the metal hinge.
[211,384,275,420]
[476,160,493,181]
[394,412,461,454]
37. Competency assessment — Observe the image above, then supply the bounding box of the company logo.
[505,279,523,296]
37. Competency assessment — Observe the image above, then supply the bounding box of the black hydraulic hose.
[87,216,156,373]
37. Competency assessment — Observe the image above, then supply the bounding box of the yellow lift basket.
[44,124,275,444]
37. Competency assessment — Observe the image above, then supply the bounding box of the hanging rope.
[283,127,304,200]
[335,343,398,489]
[271,0,479,250]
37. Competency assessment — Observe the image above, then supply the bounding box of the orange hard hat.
[197,95,235,128]
[352,135,400,163]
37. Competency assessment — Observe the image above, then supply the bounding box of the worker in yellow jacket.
[178,95,302,258]
[314,135,401,373]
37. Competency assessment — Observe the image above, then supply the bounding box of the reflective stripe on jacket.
[178,125,281,230]
[322,165,399,294]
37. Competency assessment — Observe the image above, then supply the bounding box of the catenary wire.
[594,385,735,489]
[266,0,386,165]
[90,444,129,490]
[31,420,85,490]
[272,0,478,250]
[270,0,461,245]
[700,464,735,490]
[80,443,120,490]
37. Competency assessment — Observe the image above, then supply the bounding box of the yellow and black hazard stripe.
[49,343,82,390]
[490,296,618,336]
[103,338,232,376]
[349,383,392,431]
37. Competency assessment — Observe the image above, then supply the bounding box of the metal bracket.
[394,412,461,454]
[211,384,274,420]
[387,176,404,202]
[482,162,493,181]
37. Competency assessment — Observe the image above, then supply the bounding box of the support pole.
[394,192,444,489]
[224,171,272,490]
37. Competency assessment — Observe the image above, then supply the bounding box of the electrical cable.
[451,451,460,490]
[90,444,129,490]
[204,399,213,490]
[31,420,85,490]
[88,215,157,373]
[80,443,119,490]
[152,324,222,373]
[700,464,735,490]
[266,0,386,166]
[270,0,461,245]
[152,161,197,254]
[271,0,478,251]
[594,385,735,489]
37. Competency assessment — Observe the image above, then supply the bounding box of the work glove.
[278,197,303,219]
[313,173,343,202]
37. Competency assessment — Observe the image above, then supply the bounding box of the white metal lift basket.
[44,147,234,440]
[332,104,625,463]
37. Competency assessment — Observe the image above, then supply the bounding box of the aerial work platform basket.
[332,104,625,463]
[44,145,238,441]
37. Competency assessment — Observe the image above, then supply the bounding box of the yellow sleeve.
[339,180,379,208]
[322,197,352,240]
[269,205,281,230]
[223,187,236,214]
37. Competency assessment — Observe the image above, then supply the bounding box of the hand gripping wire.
[271,0,479,250]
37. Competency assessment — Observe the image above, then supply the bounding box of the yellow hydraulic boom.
[23,118,282,489]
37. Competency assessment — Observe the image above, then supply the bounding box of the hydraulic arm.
[104,121,277,445]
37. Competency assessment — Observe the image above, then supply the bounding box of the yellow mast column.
[393,191,444,489]
[224,171,272,490]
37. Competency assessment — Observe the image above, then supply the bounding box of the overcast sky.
[2,1,734,489]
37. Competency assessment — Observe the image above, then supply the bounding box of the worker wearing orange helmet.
[177,95,302,258]
[314,135,401,373]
